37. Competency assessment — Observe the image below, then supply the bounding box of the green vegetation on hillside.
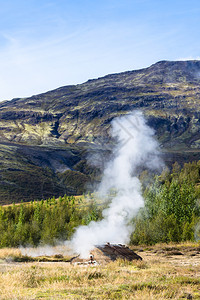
[132,161,200,244]
[0,196,102,248]
[0,143,95,204]
[1,61,200,203]
[1,61,200,152]
[0,161,200,247]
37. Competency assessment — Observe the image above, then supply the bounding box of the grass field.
[0,243,200,299]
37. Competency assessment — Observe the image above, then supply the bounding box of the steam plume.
[71,111,163,257]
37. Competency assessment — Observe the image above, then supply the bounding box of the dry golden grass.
[0,247,72,263]
[0,248,21,260]
[0,244,200,299]
[2,195,85,207]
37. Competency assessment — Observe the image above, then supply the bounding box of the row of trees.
[131,161,200,244]
[0,161,200,247]
[0,196,102,247]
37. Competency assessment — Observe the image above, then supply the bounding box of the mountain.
[1,60,200,203]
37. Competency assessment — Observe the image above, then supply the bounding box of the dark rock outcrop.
[1,60,200,203]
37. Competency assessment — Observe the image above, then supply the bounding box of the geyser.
[71,111,163,258]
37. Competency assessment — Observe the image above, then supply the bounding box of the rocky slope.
[1,60,200,203]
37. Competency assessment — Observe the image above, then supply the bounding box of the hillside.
[1,60,200,203]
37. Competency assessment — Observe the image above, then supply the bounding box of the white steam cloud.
[71,111,163,258]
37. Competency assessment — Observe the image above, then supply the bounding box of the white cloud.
[177,56,200,61]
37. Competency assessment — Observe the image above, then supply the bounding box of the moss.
[0,61,200,203]
[57,170,89,195]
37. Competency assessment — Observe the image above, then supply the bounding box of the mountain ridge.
[0,60,200,203]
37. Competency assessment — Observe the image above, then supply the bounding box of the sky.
[0,0,200,100]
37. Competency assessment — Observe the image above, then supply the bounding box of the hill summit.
[0,60,200,203]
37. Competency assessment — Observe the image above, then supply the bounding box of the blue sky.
[0,0,200,100]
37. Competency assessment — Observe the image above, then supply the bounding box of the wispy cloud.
[0,0,200,100]
[177,56,200,61]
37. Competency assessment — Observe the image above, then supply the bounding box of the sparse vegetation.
[1,61,200,203]
[0,243,199,299]
[0,143,93,204]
